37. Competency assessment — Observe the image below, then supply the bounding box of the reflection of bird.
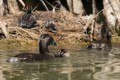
[8,34,57,62]
[93,57,120,80]
[18,4,37,28]
[86,41,112,50]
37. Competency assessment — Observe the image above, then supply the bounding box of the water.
[0,47,120,80]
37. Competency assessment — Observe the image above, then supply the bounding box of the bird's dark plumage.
[18,4,37,28]
[8,34,57,62]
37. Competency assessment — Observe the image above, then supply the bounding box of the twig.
[57,35,64,41]
[39,0,49,11]
[18,0,25,7]
[32,3,39,12]
[44,0,60,10]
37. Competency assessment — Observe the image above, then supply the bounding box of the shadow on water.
[0,47,120,80]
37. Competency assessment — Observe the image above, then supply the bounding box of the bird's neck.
[39,43,49,54]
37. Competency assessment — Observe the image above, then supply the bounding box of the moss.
[2,35,120,50]
[112,35,120,44]
[0,37,89,50]
[0,38,37,50]
[55,39,88,50]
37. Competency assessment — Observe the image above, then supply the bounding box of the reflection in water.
[93,56,120,80]
[0,48,120,80]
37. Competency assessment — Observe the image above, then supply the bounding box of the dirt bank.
[0,11,86,49]
[0,11,119,50]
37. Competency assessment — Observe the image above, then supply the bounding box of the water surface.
[0,47,120,80]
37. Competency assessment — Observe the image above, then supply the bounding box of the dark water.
[0,47,120,80]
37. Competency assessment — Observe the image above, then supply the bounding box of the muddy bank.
[0,11,119,50]
[0,38,88,50]
[0,11,86,49]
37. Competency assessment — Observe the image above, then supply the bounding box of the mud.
[0,11,119,50]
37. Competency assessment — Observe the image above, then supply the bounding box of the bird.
[18,4,37,28]
[8,34,69,62]
[8,34,57,62]
[54,49,70,57]
[44,19,57,33]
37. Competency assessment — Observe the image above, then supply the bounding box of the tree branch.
[18,0,25,7]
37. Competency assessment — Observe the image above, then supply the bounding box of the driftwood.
[0,21,9,38]
[9,27,39,40]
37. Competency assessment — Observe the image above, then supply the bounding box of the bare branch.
[18,0,25,7]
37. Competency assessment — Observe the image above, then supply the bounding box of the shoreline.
[0,36,119,50]
[0,11,120,50]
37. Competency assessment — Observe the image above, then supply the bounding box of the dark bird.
[44,19,57,33]
[18,4,37,28]
[53,0,61,10]
[86,23,112,50]
[8,34,57,62]
[8,34,69,62]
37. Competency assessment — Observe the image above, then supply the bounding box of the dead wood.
[0,21,9,38]
[39,0,49,11]
[18,0,25,7]
[90,0,97,41]
[9,27,39,40]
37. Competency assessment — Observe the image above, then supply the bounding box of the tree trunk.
[8,0,19,14]
[0,0,8,16]
[66,0,73,12]
[0,0,20,16]
[66,0,85,15]
[0,0,4,16]
[103,0,120,27]
[0,21,9,38]
[103,0,120,35]
[73,0,85,15]
[90,0,97,41]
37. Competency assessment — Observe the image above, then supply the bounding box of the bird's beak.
[52,41,57,46]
